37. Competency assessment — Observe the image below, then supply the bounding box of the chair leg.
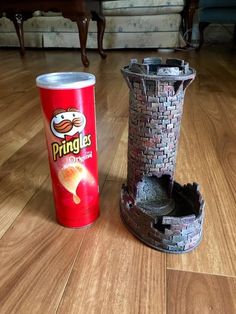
[76,15,90,67]
[186,7,196,43]
[196,22,210,51]
[93,12,107,59]
[12,14,25,55]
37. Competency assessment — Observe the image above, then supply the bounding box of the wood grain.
[0,99,43,165]
[0,130,49,238]
[0,178,86,314]
[167,270,236,314]
[167,54,236,276]
[96,116,127,188]
[57,181,166,314]
[0,46,235,313]
[107,120,128,181]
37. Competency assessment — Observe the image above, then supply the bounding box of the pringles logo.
[50,108,91,161]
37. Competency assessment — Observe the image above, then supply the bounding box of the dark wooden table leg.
[196,22,210,51]
[183,0,198,45]
[76,16,90,67]
[92,12,107,59]
[186,7,195,43]
[12,14,25,55]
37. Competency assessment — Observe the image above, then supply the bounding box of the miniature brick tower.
[120,58,204,253]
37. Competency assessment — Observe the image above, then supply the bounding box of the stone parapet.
[120,182,204,253]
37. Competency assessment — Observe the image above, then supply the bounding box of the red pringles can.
[36,72,99,228]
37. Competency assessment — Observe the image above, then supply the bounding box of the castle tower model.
[120,58,204,253]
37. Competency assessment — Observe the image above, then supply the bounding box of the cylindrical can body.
[36,72,99,228]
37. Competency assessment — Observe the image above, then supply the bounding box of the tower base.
[120,182,204,254]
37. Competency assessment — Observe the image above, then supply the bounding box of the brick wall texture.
[120,58,204,253]
[126,77,184,199]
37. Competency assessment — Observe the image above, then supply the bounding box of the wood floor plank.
[167,270,236,314]
[57,181,166,314]
[167,71,236,277]
[0,130,49,238]
[107,120,128,181]
[0,46,236,313]
[0,178,86,314]
[96,117,127,188]
[95,73,129,121]
[0,98,43,165]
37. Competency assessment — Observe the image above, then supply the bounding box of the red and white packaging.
[36,72,99,227]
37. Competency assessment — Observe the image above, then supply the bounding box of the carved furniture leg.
[92,12,107,59]
[197,22,210,51]
[12,14,25,55]
[77,16,90,67]
[186,7,196,43]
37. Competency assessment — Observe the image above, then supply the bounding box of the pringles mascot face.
[51,108,86,139]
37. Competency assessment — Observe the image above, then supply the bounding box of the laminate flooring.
[0,46,235,313]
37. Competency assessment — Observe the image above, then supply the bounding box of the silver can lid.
[36,72,95,89]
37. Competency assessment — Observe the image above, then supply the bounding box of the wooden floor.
[0,46,236,314]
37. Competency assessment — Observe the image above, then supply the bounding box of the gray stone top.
[121,57,196,81]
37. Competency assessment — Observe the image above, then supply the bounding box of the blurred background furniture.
[0,0,186,50]
[0,0,106,66]
[186,0,236,49]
